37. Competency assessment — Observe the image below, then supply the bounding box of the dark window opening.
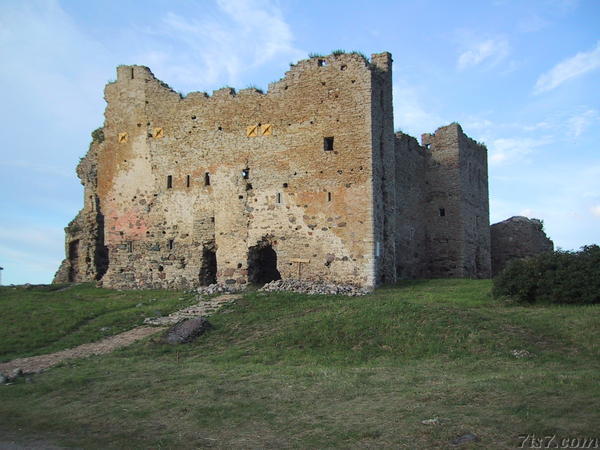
[167,175,173,189]
[324,137,334,151]
[168,239,174,250]
[204,172,210,186]
[191,115,196,120]
[127,241,133,252]
[199,245,217,285]
[328,192,332,202]
[246,183,253,191]
[439,208,446,217]
[425,143,431,150]
[186,175,190,188]
[242,168,249,179]
[130,67,134,79]
[283,183,288,188]
[276,193,282,204]
[248,241,281,284]
[210,217,215,223]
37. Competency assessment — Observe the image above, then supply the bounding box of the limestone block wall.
[92,53,384,289]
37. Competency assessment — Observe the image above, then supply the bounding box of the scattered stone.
[144,294,240,326]
[163,317,212,345]
[451,433,479,446]
[260,279,370,296]
[100,327,110,332]
[11,368,23,379]
[135,303,143,308]
[421,418,440,425]
[196,283,245,296]
[511,349,533,358]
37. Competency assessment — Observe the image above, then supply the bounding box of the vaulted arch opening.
[248,239,281,284]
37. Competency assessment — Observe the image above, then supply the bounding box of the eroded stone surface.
[144,294,239,326]
[162,317,212,345]
[491,216,554,276]
[55,51,493,289]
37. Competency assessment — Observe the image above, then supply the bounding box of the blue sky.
[0,0,598,285]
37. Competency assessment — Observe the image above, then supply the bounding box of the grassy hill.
[0,280,598,448]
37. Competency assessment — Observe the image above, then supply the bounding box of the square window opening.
[324,137,334,151]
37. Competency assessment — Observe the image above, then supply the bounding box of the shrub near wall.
[493,245,600,304]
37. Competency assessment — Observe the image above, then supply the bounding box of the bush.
[493,245,600,304]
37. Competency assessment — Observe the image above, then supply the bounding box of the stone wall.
[421,123,490,278]
[394,132,428,278]
[70,52,388,290]
[491,216,554,276]
[55,51,495,289]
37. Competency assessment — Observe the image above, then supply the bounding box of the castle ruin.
[54,51,492,290]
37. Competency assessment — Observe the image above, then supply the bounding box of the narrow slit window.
[168,239,174,250]
[127,241,133,252]
[130,67,134,79]
[167,175,173,189]
[186,175,190,188]
[276,193,282,204]
[204,172,210,186]
[327,192,332,202]
[324,137,334,151]
[439,208,446,217]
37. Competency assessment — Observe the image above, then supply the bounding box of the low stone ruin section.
[490,216,554,276]
[260,279,370,296]
[162,317,212,345]
[196,283,246,296]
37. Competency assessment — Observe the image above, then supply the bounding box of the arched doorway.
[248,239,281,284]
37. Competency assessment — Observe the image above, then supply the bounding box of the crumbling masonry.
[54,51,493,290]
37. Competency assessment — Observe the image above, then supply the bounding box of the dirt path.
[0,294,240,376]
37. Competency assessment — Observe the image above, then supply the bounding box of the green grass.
[1,279,599,448]
[0,283,197,362]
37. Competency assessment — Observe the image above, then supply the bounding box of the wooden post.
[289,258,310,280]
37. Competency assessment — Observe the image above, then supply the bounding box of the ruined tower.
[54,51,492,290]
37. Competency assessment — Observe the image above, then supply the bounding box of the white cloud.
[534,41,600,93]
[393,81,446,137]
[488,136,551,166]
[457,38,510,70]
[590,206,600,217]
[134,0,303,90]
[567,109,599,138]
